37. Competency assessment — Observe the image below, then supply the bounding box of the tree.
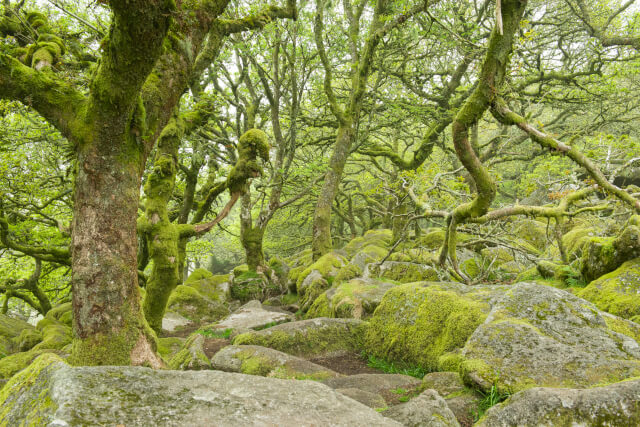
[0,0,295,365]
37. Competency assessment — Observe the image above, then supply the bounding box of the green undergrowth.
[253,321,281,331]
[364,353,427,379]
[474,384,511,421]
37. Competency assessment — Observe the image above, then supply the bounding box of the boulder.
[206,300,293,335]
[184,269,230,303]
[161,311,191,333]
[322,373,421,395]
[365,282,508,370]
[0,354,400,426]
[157,336,185,360]
[211,345,340,380]
[367,261,439,283]
[297,252,348,310]
[168,334,211,371]
[422,372,480,426]
[233,318,368,358]
[580,224,640,282]
[511,219,547,252]
[0,313,36,356]
[578,258,640,319]
[343,229,393,257]
[335,388,386,409]
[306,278,397,319]
[166,285,230,326]
[230,267,285,303]
[476,378,640,426]
[383,389,460,427]
[459,282,640,393]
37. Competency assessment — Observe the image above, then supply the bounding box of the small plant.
[197,327,233,339]
[474,384,510,421]
[560,265,587,288]
[364,353,427,379]
[253,321,281,331]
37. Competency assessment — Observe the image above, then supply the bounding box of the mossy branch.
[491,99,640,214]
[0,53,86,142]
[0,215,70,265]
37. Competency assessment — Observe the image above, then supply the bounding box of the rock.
[580,224,640,282]
[211,345,340,380]
[476,378,640,426]
[459,282,640,393]
[0,354,401,426]
[233,318,368,358]
[511,219,547,252]
[306,278,397,319]
[45,302,72,327]
[166,285,230,326]
[367,261,439,283]
[336,388,387,409]
[297,252,348,310]
[161,311,191,332]
[365,282,508,370]
[0,313,36,356]
[322,373,422,395]
[0,349,66,379]
[168,334,211,370]
[13,328,42,352]
[230,268,284,303]
[383,389,460,427]
[32,322,71,351]
[561,226,601,261]
[185,269,230,303]
[422,372,479,427]
[480,247,514,268]
[207,300,293,335]
[536,260,564,279]
[421,372,465,396]
[578,258,640,319]
[343,229,393,257]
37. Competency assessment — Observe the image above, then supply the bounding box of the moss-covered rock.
[209,300,294,334]
[166,285,230,325]
[578,258,640,319]
[185,270,230,303]
[211,345,340,380]
[343,229,392,257]
[0,348,66,379]
[45,302,72,327]
[365,282,507,371]
[367,261,439,283]
[561,227,600,261]
[231,269,285,303]
[168,333,211,370]
[306,278,397,320]
[512,219,547,252]
[0,353,65,423]
[580,225,640,282]
[480,247,514,268]
[0,314,36,357]
[32,323,71,351]
[13,329,43,352]
[233,318,368,358]
[476,378,640,427]
[334,262,363,283]
[296,252,348,311]
[459,282,640,394]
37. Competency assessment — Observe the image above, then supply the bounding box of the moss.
[369,262,438,283]
[157,337,184,359]
[0,348,65,379]
[168,334,211,370]
[185,268,214,284]
[227,129,270,193]
[186,273,229,302]
[296,252,345,291]
[233,320,368,358]
[480,247,514,267]
[459,359,499,392]
[306,293,333,318]
[604,315,640,343]
[512,219,547,251]
[419,229,447,250]
[562,227,599,260]
[437,352,465,372]
[231,271,265,302]
[334,263,363,283]
[168,285,229,322]
[32,324,71,351]
[578,259,640,319]
[0,353,64,422]
[365,283,488,371]
[14,329,43,352]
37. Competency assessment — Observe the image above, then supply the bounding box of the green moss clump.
[185,268,214,284]
[14,329,43,352]
[604,315,640,343]
[296,252,346,291]
[0,353,64,422]
[227,129,270,193]
[365,283,488,371]
[168,334,211,370]
[233,319,368,358]
[334,263,363,283]
[157,337,185,359]
[578,259,640,319]
[167,285,229,323]
[512,220,547,251]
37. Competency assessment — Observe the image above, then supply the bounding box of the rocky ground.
[2,217,640,426]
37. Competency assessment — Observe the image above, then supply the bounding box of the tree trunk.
[312,123,354,260]
[71,133,162,367]
[240,192,266,271]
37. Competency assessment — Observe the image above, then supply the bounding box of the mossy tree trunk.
[311,0,423,260]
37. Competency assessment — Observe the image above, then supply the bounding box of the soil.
[203,337,231,359]
[309,352,381,375]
